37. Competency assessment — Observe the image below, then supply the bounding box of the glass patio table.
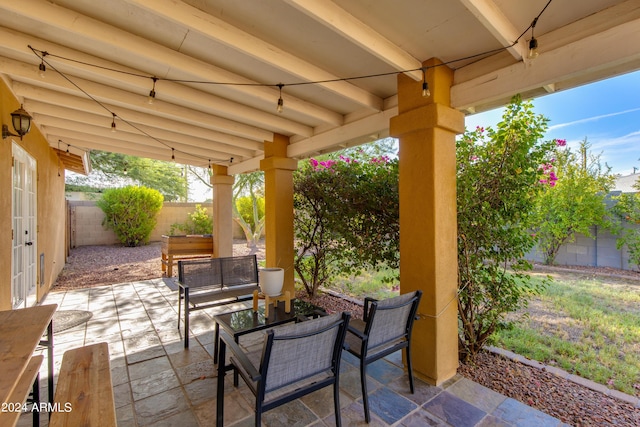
[212,299,326,365]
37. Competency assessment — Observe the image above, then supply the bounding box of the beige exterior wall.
[1,80,67,310]
[68,201,245,247]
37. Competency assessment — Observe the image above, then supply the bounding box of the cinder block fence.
[67,201,638,272]
[67,201,243,248]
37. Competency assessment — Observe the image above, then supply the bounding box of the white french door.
[12,142,38,309]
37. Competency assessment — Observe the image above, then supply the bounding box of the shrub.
[97,186,163,246]
[533,138,615,265]
[457,96,556,361]
[170,204,213,235]
[293,148,398,297]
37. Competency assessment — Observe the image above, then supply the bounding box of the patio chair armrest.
[346,324,367,340]
[219,330,261,381]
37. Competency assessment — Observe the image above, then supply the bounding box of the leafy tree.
[611,179,640,270]
[233,172,265,250]
[188,167,267,248]
[533,138,615,264]
[97,186,164,246]
[293,147,399,297]
[169,204,213,235]
[67,151,187,201]
[457,96,556,361]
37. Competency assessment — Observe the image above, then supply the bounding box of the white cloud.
[548,107,640,131]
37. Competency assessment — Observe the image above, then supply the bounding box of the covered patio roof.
[0,0,638,174]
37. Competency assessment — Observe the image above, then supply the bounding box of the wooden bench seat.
[49,343,116,427]
[0,355,42,427]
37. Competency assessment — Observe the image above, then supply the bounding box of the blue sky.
[464,69,640,176]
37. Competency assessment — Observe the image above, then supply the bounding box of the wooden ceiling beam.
[284,0,423,81]
[458,0,526,61]
[0,0,344,125]
[125,0,381,112]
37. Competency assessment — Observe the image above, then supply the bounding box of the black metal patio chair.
[344,290,422,423]
[216,312,351,427]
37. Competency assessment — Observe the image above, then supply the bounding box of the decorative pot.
[259,268,284,297]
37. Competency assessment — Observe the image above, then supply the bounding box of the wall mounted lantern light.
[3,105,32,140]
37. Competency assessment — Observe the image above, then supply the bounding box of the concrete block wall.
[68,201,245,247]
[151,203,214,241]
[70,202,119,247]
[527,225,637,271]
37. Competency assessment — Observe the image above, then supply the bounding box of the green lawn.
[329,266,399,300]
[492,269,640,396]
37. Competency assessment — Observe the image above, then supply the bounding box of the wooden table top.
[0,304,57,406]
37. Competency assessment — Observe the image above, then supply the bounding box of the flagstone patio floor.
[18,279,567,426]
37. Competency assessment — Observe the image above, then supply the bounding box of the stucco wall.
[68,201,244,247]
[1,80,67,310]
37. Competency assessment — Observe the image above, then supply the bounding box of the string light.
[421,68,430,97]
[38,51,48,78]
[171,148,175,162]
[148,77,157,104]
[528,17,539,59]
[66,143,70,153]
[276,83,284,113]
[24,0,552,166]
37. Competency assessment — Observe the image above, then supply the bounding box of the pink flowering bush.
[294,145,399,297]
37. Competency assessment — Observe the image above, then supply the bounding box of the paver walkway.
[18,279,566,426]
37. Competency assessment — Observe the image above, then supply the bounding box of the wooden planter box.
[161,234,214,277]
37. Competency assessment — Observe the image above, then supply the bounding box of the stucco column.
[260,134,297,295]
[211,165,234,258]
[390,58,465,385]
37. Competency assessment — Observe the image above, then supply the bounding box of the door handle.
[25,241,33,246]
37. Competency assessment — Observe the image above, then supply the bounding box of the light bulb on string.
[276,84,284,113]
[148,77,157,104]
[111,113,117,132]
[527,17,539,59]
[171,148,176,162]
[38,51,48,78]
[528,37,539,59]
[421,68,430,97]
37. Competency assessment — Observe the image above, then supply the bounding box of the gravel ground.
[459,351,639,426]
[52,243,640,426]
